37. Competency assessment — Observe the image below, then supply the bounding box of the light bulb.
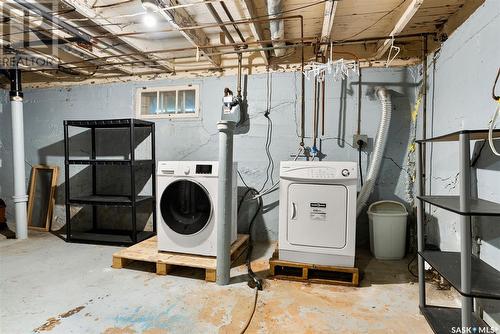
[143,12,157,28]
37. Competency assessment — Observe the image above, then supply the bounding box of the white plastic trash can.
[368,200,408,260]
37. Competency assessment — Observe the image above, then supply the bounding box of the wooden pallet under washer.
[269,249,359,287]
[112,234,249,282]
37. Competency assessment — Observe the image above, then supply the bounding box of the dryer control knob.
[341,169,350,177]
[184,168,190,175]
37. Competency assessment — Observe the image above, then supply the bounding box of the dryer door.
[160,179,212,235]
[287,183,347,249]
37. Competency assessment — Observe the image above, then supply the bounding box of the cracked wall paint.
[0,68,418,243]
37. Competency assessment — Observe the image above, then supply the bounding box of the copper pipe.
[237,53,242,98]
[321,78,325,136]
[24,43,309,72]
[40,36,314,68]
[90,15,303,40]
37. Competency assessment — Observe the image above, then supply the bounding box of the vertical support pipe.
[416,142,426,308]
[64,121,71,241]
[459,132,472,327]
[91,128,97,231]
[422,35,428,192]
[9,69,28,240]
[130,120,137,243]
[151,123,157,233]
[216,120,235,285]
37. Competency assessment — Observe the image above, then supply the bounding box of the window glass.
[178,89,196,114]
[138,86,198,118]
[140,92,157,115]
[159,91,176,114]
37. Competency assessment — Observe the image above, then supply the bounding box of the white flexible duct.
[356,87,392,217]
[267,0,285,57]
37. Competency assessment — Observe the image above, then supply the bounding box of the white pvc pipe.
[11,97,28,239]
[356,87,392,217]
[216,120,235,285]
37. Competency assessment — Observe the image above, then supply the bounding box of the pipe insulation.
[267,0,285,57]
[356,87,392,217]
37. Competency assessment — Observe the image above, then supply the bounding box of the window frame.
[135,84,200,120]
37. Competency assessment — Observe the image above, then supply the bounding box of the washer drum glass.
[160,180,211,235]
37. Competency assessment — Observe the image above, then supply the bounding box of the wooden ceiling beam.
[158,0,221,68]
[239,0,269,65]
[62,0,175,72]
[319,0,338,55]
[374,0,424,59]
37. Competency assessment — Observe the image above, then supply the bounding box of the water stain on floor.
[33,305,86,332]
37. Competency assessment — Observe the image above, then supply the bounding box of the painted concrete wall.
[0,67,418,243]
[423,0,500,324]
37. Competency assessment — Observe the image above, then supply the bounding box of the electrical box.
[353,134,368,149]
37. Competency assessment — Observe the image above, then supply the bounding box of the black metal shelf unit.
[416,129,500,333]
[64,118,156,246]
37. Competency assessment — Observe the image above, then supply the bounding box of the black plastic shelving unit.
[415,129,500,333]
[63,118,156,246]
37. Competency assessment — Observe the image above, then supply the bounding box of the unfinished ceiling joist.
[62,0,176,72]
[239,0,269,65]
[374,0,424,59]
[319,0,338,55]
[158,0,221,68]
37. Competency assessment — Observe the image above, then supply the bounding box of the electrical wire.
[407,253,418,278]
[489,68,500,156]
[336,0,407,42]
[358,146,364,187]
[260,71,276,193]
[1,0,327,39]
[239,288,259,334]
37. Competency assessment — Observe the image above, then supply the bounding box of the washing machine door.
[160,179,212,235]
[287,183,347,248]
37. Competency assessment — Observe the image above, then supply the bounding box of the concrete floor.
[0,231,459,334]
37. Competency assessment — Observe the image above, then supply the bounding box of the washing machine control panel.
[158,161,238,177]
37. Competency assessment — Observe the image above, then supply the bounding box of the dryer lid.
[160,179,212,235]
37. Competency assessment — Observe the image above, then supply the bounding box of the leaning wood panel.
[27,165,59,231]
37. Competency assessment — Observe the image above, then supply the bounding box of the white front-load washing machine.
[156,161,237,256]
[278,161,357,267]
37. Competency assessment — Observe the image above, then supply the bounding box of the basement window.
[136,85,200,119]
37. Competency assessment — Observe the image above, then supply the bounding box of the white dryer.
[156,161,237,256]
[278,161,357,267]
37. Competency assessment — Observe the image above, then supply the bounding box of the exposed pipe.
[205,2,236,45]
[13,0,92,44]
[422,35,428,191]
[8,69,28,239]
[216,120,235,285]
[237,53,242,98]
[267,0,286,57]
[356,87,392,216]
[219,1,246,44]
